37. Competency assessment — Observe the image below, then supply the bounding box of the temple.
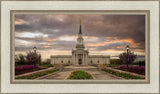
[51,20,110,65]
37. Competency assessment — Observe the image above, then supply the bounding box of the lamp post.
[33,47,37,69]
[33,47,37,53]
[126,45,129,71]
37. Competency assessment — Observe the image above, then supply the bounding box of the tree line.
[15,51,41,65]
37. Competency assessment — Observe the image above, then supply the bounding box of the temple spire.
[79,19,82,34]
[80,19,81,24]
[76,19,84,49]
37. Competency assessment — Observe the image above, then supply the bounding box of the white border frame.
[1,1,159,93]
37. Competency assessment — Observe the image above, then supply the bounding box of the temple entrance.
[78,59,82,65]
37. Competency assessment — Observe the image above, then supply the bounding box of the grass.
[67,70,93,79]
[106,64,120,67]
[103,69,145,79]
[40,64,54,67]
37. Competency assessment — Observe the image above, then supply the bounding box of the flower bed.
[15,69,59,79]
[119,65,145,75]
[67,70,93,79]
[103,68,145,79]
[15,64,42,75]
[15,64,40,71]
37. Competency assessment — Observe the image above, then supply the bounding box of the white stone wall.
[51,55,72,65]
[88,55,110,65]
[51,55,110,65]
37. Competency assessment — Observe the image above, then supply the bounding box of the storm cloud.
[15,14,145,59]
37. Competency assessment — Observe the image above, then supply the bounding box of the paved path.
[42,70,72,79]
[40,66,122,80]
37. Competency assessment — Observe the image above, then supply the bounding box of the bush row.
[119,65,145,75]
[110,59,145,66]
[15,64,40,71]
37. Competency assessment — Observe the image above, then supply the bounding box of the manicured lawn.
[40,64,54,67]
[67,70,93,79]
[102,69,145,79]
[15,69,59,79]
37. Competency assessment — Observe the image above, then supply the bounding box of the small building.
[51,21,110,65]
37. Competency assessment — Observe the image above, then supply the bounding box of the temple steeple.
[79,19,82,34]
[76,19,85,49]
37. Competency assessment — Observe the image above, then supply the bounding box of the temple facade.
[50,21,110,65]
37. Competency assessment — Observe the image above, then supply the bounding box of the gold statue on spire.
[80,19,81,24]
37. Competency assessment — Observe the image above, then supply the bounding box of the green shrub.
[138,61,145,66]
[106,64,111,67]
[110,59,122,65]
[106,64,119,67]
[126,61,145,66]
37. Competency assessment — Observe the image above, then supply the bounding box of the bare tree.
[15,54,26,65]
[119,51,137,65]
[26,51,41,66]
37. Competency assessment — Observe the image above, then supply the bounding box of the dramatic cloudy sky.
[15,14,145,60]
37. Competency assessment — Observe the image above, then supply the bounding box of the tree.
[110,59,122,65]
[15,54,26,65]
[119,51,137,65]
[46,59,51,64]
[26,51,41,66]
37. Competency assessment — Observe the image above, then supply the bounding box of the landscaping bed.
[67,70,93,79]
[15,64,46,75]
[115,65,145,75]
[15,68,46,75]
[102,68,145,79]
[15,68,59,79]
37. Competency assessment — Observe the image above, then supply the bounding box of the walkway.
[41,70,72,79]
[39,66,123,80]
